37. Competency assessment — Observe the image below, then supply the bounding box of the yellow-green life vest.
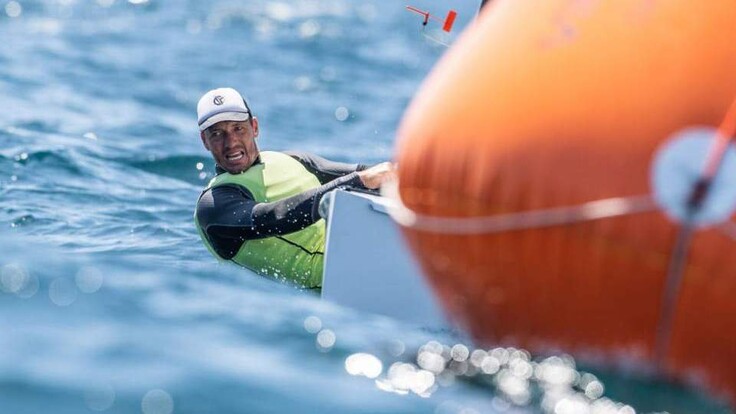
[195,151,326,288]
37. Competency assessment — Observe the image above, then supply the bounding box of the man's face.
[201,119,260,174]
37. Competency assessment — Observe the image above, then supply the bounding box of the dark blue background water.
[0,1,732,413]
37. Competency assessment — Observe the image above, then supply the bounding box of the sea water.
[0,1,732,413]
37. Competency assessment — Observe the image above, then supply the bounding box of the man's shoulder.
[263,150,312,162]
[196,183,256,227]
[197,183,255,208]
[280,150,311,158]
[279,150,324,166]
[261,150,323,172]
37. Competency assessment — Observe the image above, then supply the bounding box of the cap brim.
[199,111,250,131]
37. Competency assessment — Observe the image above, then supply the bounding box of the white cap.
[197,87,251,131]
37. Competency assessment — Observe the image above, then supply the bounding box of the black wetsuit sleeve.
[196,173,365,259]
[283,150,369,184]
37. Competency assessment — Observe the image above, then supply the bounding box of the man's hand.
[358,162,397,189]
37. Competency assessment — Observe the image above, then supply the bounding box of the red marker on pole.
[406,5,458,46]
[442,10,457,32]
[406,6,457,31]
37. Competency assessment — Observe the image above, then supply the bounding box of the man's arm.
[284,150,369,184]
[196,173,364,259]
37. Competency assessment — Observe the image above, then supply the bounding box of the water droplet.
[536,356,576,386]
[335,107,349,122]
[5,1,22,18]
[410,369,435,395]
[195,162,204,171]
[294,76,312,92]
[451,344,469,362]
[49,278,78,306]
[417,350,445,374]
[345,353,383,379]
[554,396,591,414]
[76,266,104,293]
[303,315,322,333]
[299,20,321,38]
[469,349,487,367]
[388,339,405,357]
[16,273,39,299]
[141,389,173,414]
[266,2,294,22]
[1,263,29,293]
[584,380,604,400]
[480,356,500,375]
[497,370,531,405]
[509,359,533,379]
[619,406,636,414]
[316,329,335,350]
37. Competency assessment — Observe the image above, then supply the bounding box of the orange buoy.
[395,0,736,403]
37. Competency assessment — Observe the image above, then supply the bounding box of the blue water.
[0,1,732,413]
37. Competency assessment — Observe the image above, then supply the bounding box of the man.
[194,87,394,289]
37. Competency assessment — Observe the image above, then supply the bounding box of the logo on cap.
[213,95,225,105]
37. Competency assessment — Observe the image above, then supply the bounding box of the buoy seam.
[381,180,657,234]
